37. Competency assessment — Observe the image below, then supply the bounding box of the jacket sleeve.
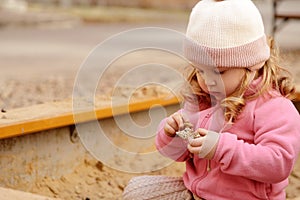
[213,97,300,183]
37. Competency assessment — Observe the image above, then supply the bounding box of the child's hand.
[163,112,184,137]
[187,128,219,160]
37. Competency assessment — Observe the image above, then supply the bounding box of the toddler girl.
[123,0,300,199]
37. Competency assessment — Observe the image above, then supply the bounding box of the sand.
[27,156,186,200]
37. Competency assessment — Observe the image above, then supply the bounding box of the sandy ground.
[1,2,300,199]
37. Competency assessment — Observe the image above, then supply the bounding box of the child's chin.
[209,92,224,99]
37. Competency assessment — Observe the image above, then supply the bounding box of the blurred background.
[0,0,191,109]
[0,0,299,110]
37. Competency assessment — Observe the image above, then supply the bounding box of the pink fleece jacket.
[155,81,300,200]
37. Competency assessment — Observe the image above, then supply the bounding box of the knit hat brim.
[183,35,270,69]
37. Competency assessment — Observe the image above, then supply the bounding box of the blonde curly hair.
[181,37,295,124]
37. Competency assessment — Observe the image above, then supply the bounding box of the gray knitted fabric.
[122,175,194,200]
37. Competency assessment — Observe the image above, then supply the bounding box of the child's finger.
[181,113,189,124]
[188,137,204,147]
[166,116,179,130]
[164,124,176,135]
[171,113,184,130]
[187,144,202,154]
[196,128,208,137]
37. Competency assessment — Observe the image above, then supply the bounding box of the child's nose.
[205,78,217,86]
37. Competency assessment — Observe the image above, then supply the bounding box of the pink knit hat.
[184,0,270,70]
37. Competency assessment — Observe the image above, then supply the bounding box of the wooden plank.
[275,14,300,19]
[272,0,300,35]
[0,187,60,200]
[0,96,180,139]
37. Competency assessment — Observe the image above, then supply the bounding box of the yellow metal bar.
[0,96,180,140]
[0,84,299,140]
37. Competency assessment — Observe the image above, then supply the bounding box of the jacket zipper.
[191,160,210,192]
[207,160,211,172]
[200,113,212,172]
[191,108,220,193]
[200,113,211,127]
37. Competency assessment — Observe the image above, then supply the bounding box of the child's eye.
[215,70,225,75]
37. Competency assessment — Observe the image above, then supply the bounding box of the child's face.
[194,64,246,100]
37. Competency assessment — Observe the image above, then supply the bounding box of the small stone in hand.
[176,122,200,140]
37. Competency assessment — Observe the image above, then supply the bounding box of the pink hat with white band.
[183,0,270,70]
